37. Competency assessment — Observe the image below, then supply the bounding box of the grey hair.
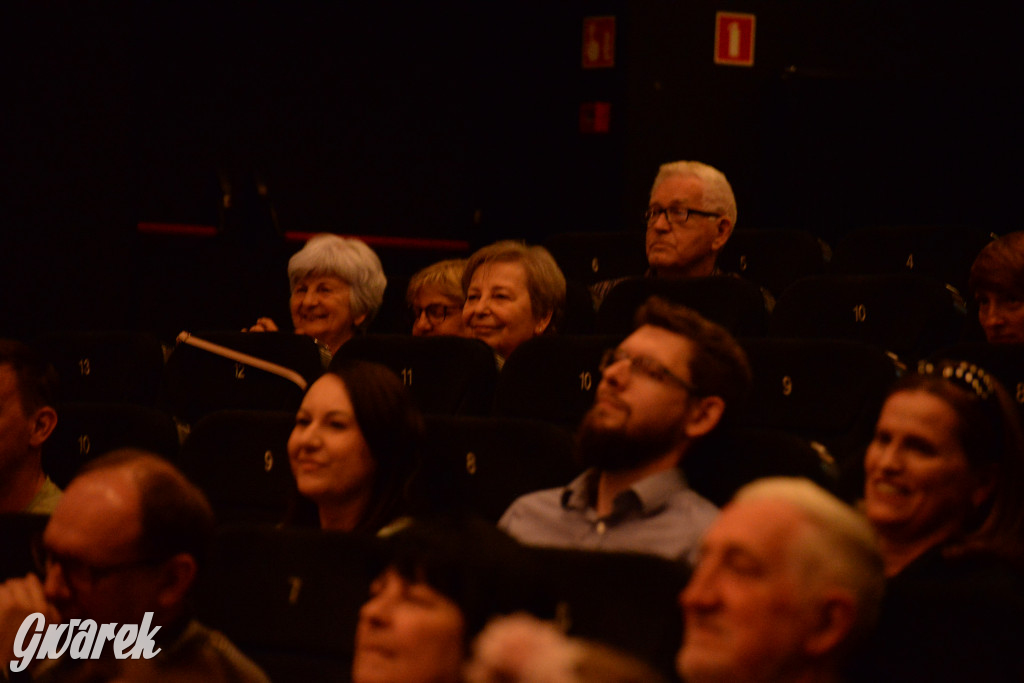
[406,258,467,306]
[651,160,737,227]
[733,477,885,652]
[462,240,567,332]
[288,234,387,330]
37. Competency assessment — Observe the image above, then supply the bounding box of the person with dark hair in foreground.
[286,359,424,532]
[499,297,751,564]
[351,516,553,683]
[0,449,269,682]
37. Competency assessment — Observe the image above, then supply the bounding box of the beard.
[574,406,678,472]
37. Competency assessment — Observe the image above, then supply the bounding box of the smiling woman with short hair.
[352,517,553,683]
[248,234,387,356]
[461,240,566,366]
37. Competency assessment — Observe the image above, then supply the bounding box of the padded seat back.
[684,427,841,506]
[717,228,829,298]
[421,415,579,521]
[529,546,690,680]
[738,338,899,483]
[831,224,991,295]
[337,334,498,416]
[42,402,180,488]
[493,334,625,429]
[0,513,48,581]
[769,273,965,363]
[164,331,323,424]
[597,276,769,337]
[179,409,297,525]
[34,330,165,405]
[194,525,377,683]
[544,231,646,286]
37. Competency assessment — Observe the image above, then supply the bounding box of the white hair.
[287,234,387,331]
[651,160,737,227]
[733,477,885,649]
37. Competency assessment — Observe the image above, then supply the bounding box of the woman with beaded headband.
[852,358,1024,682]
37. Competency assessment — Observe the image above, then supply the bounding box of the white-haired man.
[591,161,739,308]
[678,477,884,683]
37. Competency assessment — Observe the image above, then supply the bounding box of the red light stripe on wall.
[136,223,469,251]
[137,222,218,237]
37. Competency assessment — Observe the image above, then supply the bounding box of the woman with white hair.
[248,234,387,356]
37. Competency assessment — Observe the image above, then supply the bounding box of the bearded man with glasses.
[499,297,751,565]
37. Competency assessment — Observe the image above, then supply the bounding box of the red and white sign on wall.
[579,102,611,134]
[714,12,755,67]
[582,16,615,69]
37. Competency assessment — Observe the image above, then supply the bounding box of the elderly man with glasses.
[499,297,751,565]
[591,161,765,311]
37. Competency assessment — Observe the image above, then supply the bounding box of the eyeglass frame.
[598,348,700,394]
[31,536,165,588]
[410,303,463,326]
[644,204,721,229]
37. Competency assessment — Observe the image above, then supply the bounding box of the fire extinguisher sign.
[714,12,755,67]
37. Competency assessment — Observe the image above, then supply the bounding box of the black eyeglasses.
[32,538,161,587]
[645,205,720,229]
[599,348,699,393]
[410,303,462,325]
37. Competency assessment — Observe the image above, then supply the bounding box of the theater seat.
[42,402,180,489]
[0,513,48,581]
[830,224,991,296]
[684,427,840,507]
[34,330,165,406]
[597,276,769,337]
[164,331,324,425]
[421,415,579,522]
[738,338,900,498]
[543,231,647,286]
[769,273,965,364]
[561,280,598,333]
[178,410,297,525]
[717,228,829,299]
[492,334,625,430]
[337,334,498,416]
[528,546,690,681]
[194,525,377,683]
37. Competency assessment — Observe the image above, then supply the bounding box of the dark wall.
[2,2,1016,338]
[621,1,1022,241]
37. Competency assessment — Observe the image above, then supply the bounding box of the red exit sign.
[715,12,755,67]
[582,16,616,68]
